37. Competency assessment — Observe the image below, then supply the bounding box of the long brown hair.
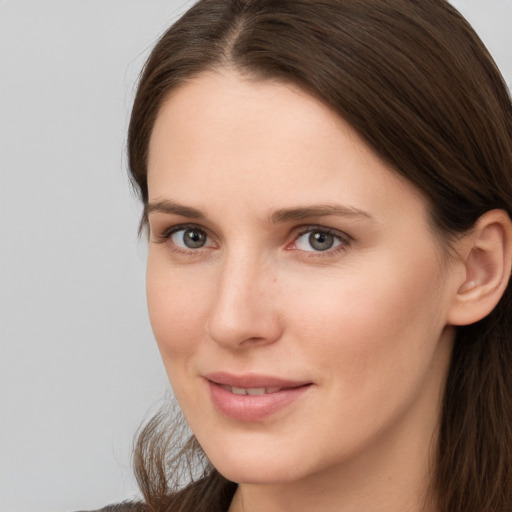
[128,1,512,510]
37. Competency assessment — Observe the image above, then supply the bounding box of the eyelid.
[288,225,352,254]
[151,221,351,256]
[152,222,215,247]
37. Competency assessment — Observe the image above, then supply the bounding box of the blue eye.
[171,227,210,249]
[295,229,344,252]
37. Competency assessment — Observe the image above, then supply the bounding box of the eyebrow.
[145,200,206,220]
[270,204,372,223]
[145,200,372,223]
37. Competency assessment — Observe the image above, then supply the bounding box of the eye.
[170,227,211,249]
[294,228,347,252]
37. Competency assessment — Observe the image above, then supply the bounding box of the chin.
[199,436,313,485]
[215,460,305,485]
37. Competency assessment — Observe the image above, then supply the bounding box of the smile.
[204,372,313,421]
[221,386,283,395]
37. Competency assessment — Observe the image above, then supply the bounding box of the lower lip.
[207,381,312,422]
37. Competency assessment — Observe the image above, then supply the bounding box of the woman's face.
[146,70,460,486]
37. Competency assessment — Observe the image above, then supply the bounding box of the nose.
[206,252,283,350]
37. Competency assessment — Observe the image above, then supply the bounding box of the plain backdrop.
[0,1,511,511]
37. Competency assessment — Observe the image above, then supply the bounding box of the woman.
[121,0,512,510]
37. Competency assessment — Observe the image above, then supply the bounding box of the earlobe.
[448,209,512,326]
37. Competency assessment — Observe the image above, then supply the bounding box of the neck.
[229,420,438,512]
[227,348,452,512]
[227,329,454,512]
[229,430,436,512]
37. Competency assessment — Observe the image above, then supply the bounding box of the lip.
[204,372,313,422]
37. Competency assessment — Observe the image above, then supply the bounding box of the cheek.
[146,259,212,364]
[274,254,451,457]
[146,271,211,418]
[282,251,447,387]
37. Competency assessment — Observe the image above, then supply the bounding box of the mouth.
[219,385,285,395]
[204,372,313,421]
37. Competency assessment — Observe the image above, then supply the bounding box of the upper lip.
[204,371,312,389]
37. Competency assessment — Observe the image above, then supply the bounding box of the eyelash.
[154,223,216,254]
[154,223,352,257]
[290,226,352,257]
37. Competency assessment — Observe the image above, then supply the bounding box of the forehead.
[148,70,350,172]
[147,69,428,227]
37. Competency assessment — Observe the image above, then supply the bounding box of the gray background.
[1,1,511,511]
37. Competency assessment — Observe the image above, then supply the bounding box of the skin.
[145,70,467,512]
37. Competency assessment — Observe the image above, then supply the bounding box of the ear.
[448,209,512,326]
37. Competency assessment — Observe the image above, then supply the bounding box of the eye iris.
[309,231,334,251]
[184,229,206,248]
